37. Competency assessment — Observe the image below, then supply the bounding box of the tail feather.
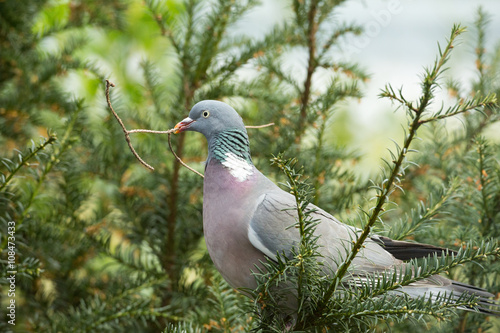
[450,281,500,315]
[372,236,457,261]
[400,277,500,316]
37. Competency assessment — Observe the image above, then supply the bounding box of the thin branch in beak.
[106,80,275,178]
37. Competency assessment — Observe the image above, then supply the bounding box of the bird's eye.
[202,110,210,118]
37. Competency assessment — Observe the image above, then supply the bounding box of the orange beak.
[174,117,195,134]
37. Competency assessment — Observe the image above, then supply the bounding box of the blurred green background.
[1,0,499,332]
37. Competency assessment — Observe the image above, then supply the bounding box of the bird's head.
[174,100,246,140]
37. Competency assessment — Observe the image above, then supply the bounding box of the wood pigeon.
[174,100,497,315]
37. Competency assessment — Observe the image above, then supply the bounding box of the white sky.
[243,0,500,118]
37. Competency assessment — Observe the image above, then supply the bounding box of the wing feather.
[247,191,399,273]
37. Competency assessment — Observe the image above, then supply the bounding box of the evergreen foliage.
[0,1,499,332]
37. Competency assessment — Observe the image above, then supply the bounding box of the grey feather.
[248,191,398,274]
[371,236,458,260]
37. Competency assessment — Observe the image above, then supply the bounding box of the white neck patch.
[221,152,253,182]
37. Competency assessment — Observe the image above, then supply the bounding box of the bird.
[174,100,498,318]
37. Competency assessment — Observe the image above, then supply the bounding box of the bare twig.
[105,80,156,171]
[105,80,275,177]
[245,123,274,129]
[128,129,173,134]
[167,133,204,178]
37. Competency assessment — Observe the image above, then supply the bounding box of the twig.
[105,80,275,177]
[167,133,204,178]
[105,80,156,171]
[245,123,274,129]
[128,129,173,134]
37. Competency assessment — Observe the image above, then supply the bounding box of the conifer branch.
[271,154,319,313]
[333,295,478,321]
[382,85,419,113]
[386,179,460,240]
[473,138,498,234]
[418,93,497,125]
[17,101,83,226]
[86,306,181,332]
[316,24,467,315]
[145,0,180,52]
[0,134,57,191]
[318,24,362,61]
